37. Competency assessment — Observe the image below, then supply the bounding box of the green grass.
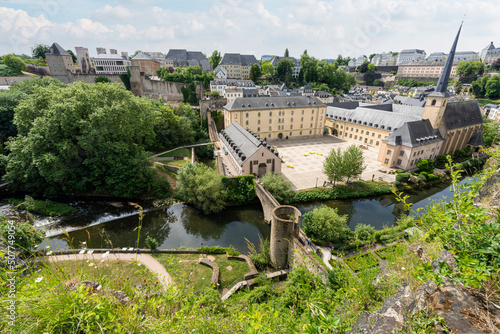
[8,197,76,216]
[309,251,327,268]
[165,159,190,168]
[158,148,191,158]
[344,252,379,272]
[152,253,249,292]
[476,98,500,106]
[374,244,402,260]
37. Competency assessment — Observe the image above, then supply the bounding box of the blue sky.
[1,0,499,59]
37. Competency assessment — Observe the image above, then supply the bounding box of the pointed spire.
[434,23,462,94]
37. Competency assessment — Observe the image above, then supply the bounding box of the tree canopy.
[322,145,366,185]
[302,205,349,242]
[31,44,49,59]
[249,63,262,83]
[2,55,27,72]
[284,48,289,57]
[3,82,170,198]
[209,50,222,70]
[456,61,484,77]
[260,173,294,204]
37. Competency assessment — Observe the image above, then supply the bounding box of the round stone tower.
[270,205,301,269]
[128,66,143,97]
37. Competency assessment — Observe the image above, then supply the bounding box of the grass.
[152,253,249,292]
[374,244,402,260]
[165,159,190,168]
[476,98,500,106]
[344,252,379,272]
[8,197,76,216]
[158,148,191,158]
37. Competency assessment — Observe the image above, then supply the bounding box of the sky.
[1,0,499,60]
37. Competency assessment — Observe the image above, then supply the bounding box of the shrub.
[94,76,111,83]
[8,196,76,216]
[435,155,448,166]
[260,173,294,204]
[355,223,375,241]
[416,159,435,173]
[394,181,401,187]
[426,173,439,181]
[302,205,349,242]
[396,169,405,174]
[395,173,411,183]
[327,267,348,291]
[0,218,45,255]
[453,149,466,158]
[222,175,256,205]
[145,236,159,250]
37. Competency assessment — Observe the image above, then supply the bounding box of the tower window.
[431,100,436,106]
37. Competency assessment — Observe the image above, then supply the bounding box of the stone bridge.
[255,183,280,224]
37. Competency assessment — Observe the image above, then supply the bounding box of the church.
[325,24,484,170]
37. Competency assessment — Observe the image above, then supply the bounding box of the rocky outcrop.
[475,167,500,210]
[352,279,500,333]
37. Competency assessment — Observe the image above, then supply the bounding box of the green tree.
[416,159,435,173]
[2,54,27,72]
[343,145,366,182]
[209,50,222,70]
[302,205,349,242]
[0,90,27,144]
[4,82,170,198]
[119,67,132,91]
[485,75,500,99]
[369,53,377,62]
[129,50,142,60]
[323,147,344,186]
[249,63,262,83]
[208,90,221,99]
[31,44,49,59]
[177,162,226,214]
[181,82,199,105]
[276,59,294,83]
[367,63,376,74]
[260,173,294,204]
[483,119,500,146]
[94,76,111,83]
[284,48,289,57]
[261,62,274,79]
[66,50,77,64]
[456,61,484,77]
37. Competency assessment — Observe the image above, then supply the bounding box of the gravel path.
[45,253,173,290]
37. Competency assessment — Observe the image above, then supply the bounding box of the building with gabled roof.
[220,121,282,176]
[218,53,259,79]
[165,49,212,71]
[131,52,161,75]
[45,42,76,83]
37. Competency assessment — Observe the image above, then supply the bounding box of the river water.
[0,179,465,254]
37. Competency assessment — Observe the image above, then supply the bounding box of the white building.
[397,49,426,65]
[348,56,368,67]
[480,42,500,64]
[371,52,397,66]
[92,49,131,74]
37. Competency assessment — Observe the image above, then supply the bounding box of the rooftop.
[225,96,326,111]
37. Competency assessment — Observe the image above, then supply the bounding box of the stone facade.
[270,206,301,269]
[397,60,458,79]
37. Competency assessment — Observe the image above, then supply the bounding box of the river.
[0,179,466,254]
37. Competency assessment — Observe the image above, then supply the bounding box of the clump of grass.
[8,195,76,216]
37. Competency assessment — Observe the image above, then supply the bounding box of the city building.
[455,51,479,62]
[270,56,301,78]
[348,56,368,67]
[164,49,212,71]
[131,52,161,75]
[217,53,259,79]
[219,121,282,176]
[92,48,131,74]
[480,42,500,64]
[314,90,334,104]
[223,96,327,140]
[326,24,483,170]
[427,52,447,61]
[397,60,458,79]
[371,52,398,66]
[210,78,255,99]
[397,49,427,65]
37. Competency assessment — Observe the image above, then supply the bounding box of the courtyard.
[269,135,396,190]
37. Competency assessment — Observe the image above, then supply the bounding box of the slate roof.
[211,79,255,87]
[131,52,154,60]
[242,88,259,98]
[399,59,460,67]
[467,131,485,146]
[220,53,258,66]
[220,122,278,166]
[270,57,300,67]
[225,96,326,111]
[165,49,212,70]
[443,100,483,130]
[395,96,426,107]
[46,43,70,56]
[326,104,423,132]
[384,119,443,147]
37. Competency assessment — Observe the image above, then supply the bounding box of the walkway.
[43,252,173,291]
[152,142,211,159]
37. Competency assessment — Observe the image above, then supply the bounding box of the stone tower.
[422,23,462,136]
[270,205,301,269]
[129,66,143,97]
[75,47,92,74]
[45,42,75,84]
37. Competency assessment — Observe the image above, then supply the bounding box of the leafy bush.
[0,217,45,255]
[260,173,294,204]
[453,149,466,158]
[246,236,270,269]
[394,180,401,187]
[417,173,426,183]
[291,182,392,203]
[354,223,375,241]
[302,205,349,242]
[426,173,439,181]
[327,267,347,291]
[8,196,76,216]
[396,169,405,174]
[435,155,448,166]
[94,76,111,83]
[416,159,435,173]
[222,175,256,205]
[145,236,159,250]
[395,173,410,183]
[344,253,379,272]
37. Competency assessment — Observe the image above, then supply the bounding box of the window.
[366,131,369,135]
[302,110,304,114]
[301,117,304,121]
[246,113,249,118]
[387,150,391,155]
[258,120,260,124]
[269,126,272,131]
[312,110,314,114]
[290,125,293,129]
[270,112,272,116]
[246,121,248,125]
[378,134,381,138]
[384,158,389,164]
[413,152,416,157]
[267,159,272,164]
[253,160,258,165]
[361,130,364,134]
[300,131,302,135]
[372,133,375,137]
[340,131,343,136]
[279,111,281,116]
[364,138,368,143]
[310,123,313,128]
[356,129,359,133]
[397,159,402,165]
[311,116,314,121]
[376,141,379,146]
[370,139,373,144]
[309,130,312,134]
[350,134,352,138]
[291,117,293,122]
[354,135,357,140]
[258,112,261,117]
[291,110,294,115]
[269,119,272,123]
[399,151,404,156]
[258,127,260,132]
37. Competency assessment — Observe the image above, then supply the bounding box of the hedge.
[222,175,256,205]
[290,183,393,204]
[395,173,410,183]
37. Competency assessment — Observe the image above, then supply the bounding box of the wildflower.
[38,269,41,272]
[97,285,102,291]
[291,310,294,314]
[82,242,87,245]
[34,245,39,248]
[7,283,11,287]
[79,250,86,254]
[202,278,205,280]
[86,260,89,263]
[87,250,94,254]
[46,245,50,249]
[401,267,406,270]
[46,251,52,256]
[102,251,110,258]
[179,261,183,263]
[35,277,43,283]
[101,259,105,263]
[137,263,142,266]
[89,263,94,267]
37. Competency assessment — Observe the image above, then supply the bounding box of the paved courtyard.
[269,135,396,190]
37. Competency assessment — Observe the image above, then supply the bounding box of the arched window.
[431,99,436,106]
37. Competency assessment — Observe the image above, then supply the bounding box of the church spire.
[435,22,463,94]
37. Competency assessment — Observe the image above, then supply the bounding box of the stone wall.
[288,232,328,283]
[255,182,280,223]
[0,76,35,85]
[70,73,123,84]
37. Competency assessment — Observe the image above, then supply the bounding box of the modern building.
[45,42,76,83]
[397,60,458,79]
[219,121,282,176]
[164,49,212,71]
[480,42,500,64]
[397,49,427,65]
[223,96,327,140]
[92,48,131,74]
[326,24,484,170]
[371,52,398,66]
[270,56,301,78]
[217,53,259,79]
[348,56,368,67]
[427,51,479,62]
[131,52,161,75]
